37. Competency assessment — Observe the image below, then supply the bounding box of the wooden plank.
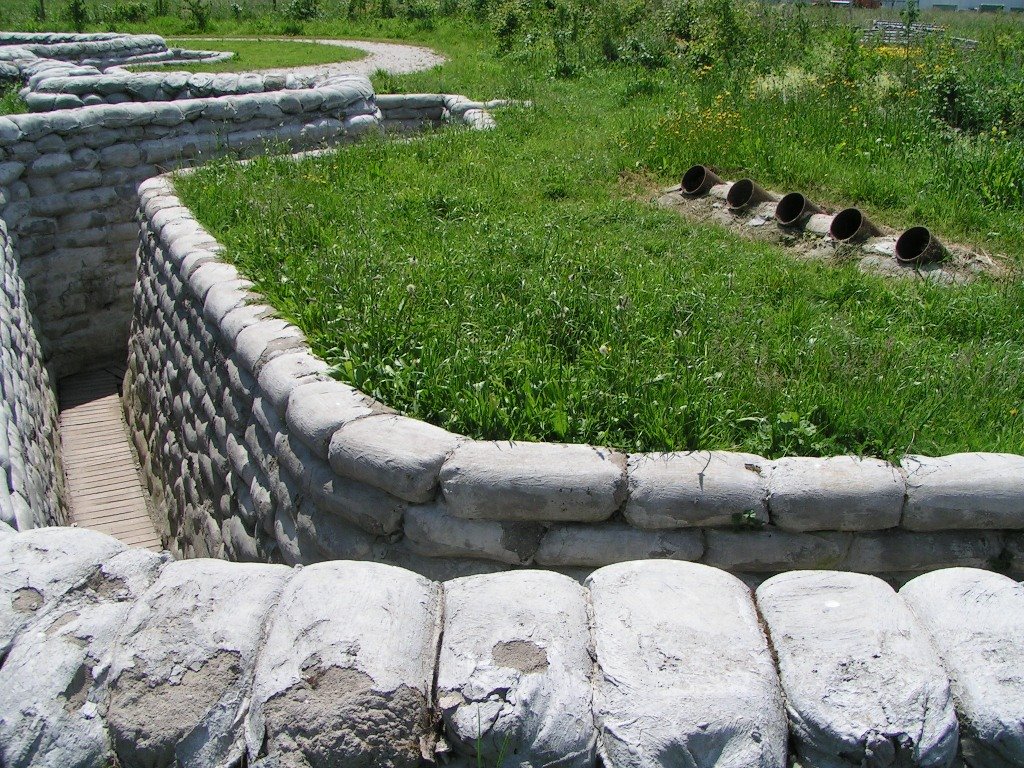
[66,467,140,481]
[71,493,143,509]
[73,489,140,504]
[68,479,141,495]
[74,507,149,522]
[61,419,127,431]
[64,447,138,463]
[63,436,134,447]
[118,532,163,547]
[67,471,140,485]
[59,369,161,551]
[63,400,122,410]
[117,529,162,544]
[93,519,160,537]
[74,499,146,515]
[89,516,157,534]
[65,454,137,468]
[76,515,151,529]
[67,472,141,490]
[71,478,144,495]
[76,509,151,525]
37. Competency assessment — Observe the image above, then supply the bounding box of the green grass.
[128,37,364,72]
[0,84,27,115]
[6,3,1024,458]
[176,57,1024,458]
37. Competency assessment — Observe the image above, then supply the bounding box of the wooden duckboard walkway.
[59,366,162,551]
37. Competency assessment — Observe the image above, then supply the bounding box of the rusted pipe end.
[726,178,776,211]
[681,165,723,197]
[895,226,948,265]
[830,207,882,243]
[775,192,823,228]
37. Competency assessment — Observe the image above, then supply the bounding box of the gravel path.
[183,37,446,79]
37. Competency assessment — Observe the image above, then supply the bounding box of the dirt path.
[183,36,446,78]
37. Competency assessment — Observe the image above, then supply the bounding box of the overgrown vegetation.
[5,0,1023,456]
[0,84,27,115]
[177,54,1024,458]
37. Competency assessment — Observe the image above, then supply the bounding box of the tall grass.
[7,0,1022,457]
[177,60,1024,457]
[0,84,27,115]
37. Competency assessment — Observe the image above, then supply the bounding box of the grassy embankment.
[5,0,1024,457]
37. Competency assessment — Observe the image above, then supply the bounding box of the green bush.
[284,0,318,21]
[182,0,210,30]
[98,0,150,24]
[62,0,88,30]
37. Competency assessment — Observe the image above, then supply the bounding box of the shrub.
[284,0,319,21]
[491,0,524,54]
[98,0,149,24]
[182,0,210,30]
[63,0,89,31]
[924,66,986,133]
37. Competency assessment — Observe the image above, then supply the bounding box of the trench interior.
[57,363,161,550]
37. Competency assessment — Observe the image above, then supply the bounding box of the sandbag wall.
[3,524,1023,768]
[0,32,166,67]
[21,71,321,112]
[0,215,65,531]
[0,76,379,378]
[377,92,500,131]
[126,175,1024,582]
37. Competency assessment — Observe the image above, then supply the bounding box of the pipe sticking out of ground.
[681,164,723,197]
[829,207,882,243]
[727,178,778,211]
[775,192,824,228]
[895,226,949,265]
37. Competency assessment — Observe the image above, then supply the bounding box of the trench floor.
[58,366,162,551]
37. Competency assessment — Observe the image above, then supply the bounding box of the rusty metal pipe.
[726,178,778,211]
[829,207,882,243]
[775,192,824,228]
[681,164,723,197]
[895,226,948,265]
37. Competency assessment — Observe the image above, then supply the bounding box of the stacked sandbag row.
[22,71,320,112]
[0,210,65,532]
[376,93,508,132]
[2,524,1023,768]
[0,32,166,66]
[0,76,380,377]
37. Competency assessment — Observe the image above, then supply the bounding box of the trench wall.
[4,524,1024,768]
[0,215,65,531]
[126,174,1024,583]
[0,28,513,539]
[0,75,381,378]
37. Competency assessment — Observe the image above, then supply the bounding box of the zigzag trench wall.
[2,31,1024,768]
[1,31,1022,577]
[0,32,485,535]
[127,172,1024,583]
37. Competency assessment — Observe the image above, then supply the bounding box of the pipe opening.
[681,164,721,196]
[725,178,776,211]
[726,178,756,210]
[896,226,947,265]
[829,207,879,243]
[775,192,819,227]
